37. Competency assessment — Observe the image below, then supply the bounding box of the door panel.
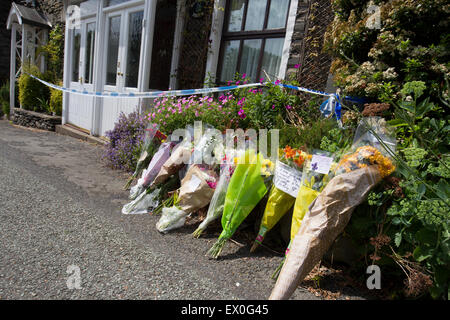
[100,7,143,137]
[67,21,96,133]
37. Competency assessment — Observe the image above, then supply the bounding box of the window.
[71,28,81,82]
[105,0,132,7]
[125,10,143,88]
[84,22,96,84]
[105,15,121,86]
[218,0,290,83]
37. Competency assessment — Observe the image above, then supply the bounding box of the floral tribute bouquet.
[151,135,194,187]
[270,118,397,300]
[250,146,309,252]
[272,150,336,279]
[128,141,176,200]
[192,152,238,238]
[123,124,166,190]
[156,164,219,233]
[207,149,274,259]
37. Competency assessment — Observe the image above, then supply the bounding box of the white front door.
[67,19,97,132]
[99,5,144,136]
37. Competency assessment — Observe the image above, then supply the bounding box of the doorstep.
[55,124,108,146]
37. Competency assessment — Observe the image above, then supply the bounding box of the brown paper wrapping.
[178,166,216,213]
[151,144,192,187]
[269,166,382,300]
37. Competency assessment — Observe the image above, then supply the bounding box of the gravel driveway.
[0,120,364,300]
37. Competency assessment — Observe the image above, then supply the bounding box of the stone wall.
[36,0,65,27]
[289,0,334,92]
[13,107,62,131]
[285,0,311,80]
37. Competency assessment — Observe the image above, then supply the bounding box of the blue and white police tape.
[25,72,342,121]
[25,72,266,98]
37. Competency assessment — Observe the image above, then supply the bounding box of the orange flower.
[283,146,296,159]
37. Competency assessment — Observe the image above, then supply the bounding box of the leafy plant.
[344,81,449,299]
[0,81,9,116]
[18,64,50,112]
[102,111,148,173]
[49,84,63,116]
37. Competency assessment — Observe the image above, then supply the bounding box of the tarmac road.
[0,120,362,300]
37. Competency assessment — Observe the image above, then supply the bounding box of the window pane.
[220,40,240,82]
[239,39,262,82]
[106,15,121,86]
[267,0,290,29]
[84,22,95,84]
[71,29,81,82]
[244,0,267,31]
[105,0,131,7]
[261,38,284,79]
[125,11,143,88]
[227,0,245,32]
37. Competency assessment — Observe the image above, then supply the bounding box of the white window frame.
[102,3,145,93]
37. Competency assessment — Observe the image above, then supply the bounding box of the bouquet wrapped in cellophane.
[151,135,194,187]
[121,174,179,215]
[129,141,176,200]
[156,164,218,233]
[270,117,397,300]
[124,124,166,190]
[207,149,274,259]
[156,127,225,233]
[251,146,308,252]
[272,150,336,279]
[192,151,239,238]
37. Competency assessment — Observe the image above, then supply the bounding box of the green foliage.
[345,81,450,299]
[278,117,340,151]
[49,83,63,116]
[325,0,450,102]
[40,24,64,82]
[0,81,9,116]
[18,64,50,112]
[149,74,322,136]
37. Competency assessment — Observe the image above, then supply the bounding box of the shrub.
[0,81,9,116]
[49,83,63,116]
[324,0,450,102]
[18,64,50,112]
[338,81,450,299]
[148,74,323,134]
[40,24,64,82]
[102,111,148,172]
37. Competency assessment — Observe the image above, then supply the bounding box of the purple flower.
[285,105,292,110]
[294,64,300,69]
[238,108,246,119]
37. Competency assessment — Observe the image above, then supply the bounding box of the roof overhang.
[6,2,52,30]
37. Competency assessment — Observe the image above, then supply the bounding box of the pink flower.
[259,77,265,83]
[285,105,292,110]
[272,105,275,110]
[206,181,217,189]
[294,64,300,69]
[238,108,246,119]
[274,79,281,85]
[242,73,247,79]
[236,80,240,85]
